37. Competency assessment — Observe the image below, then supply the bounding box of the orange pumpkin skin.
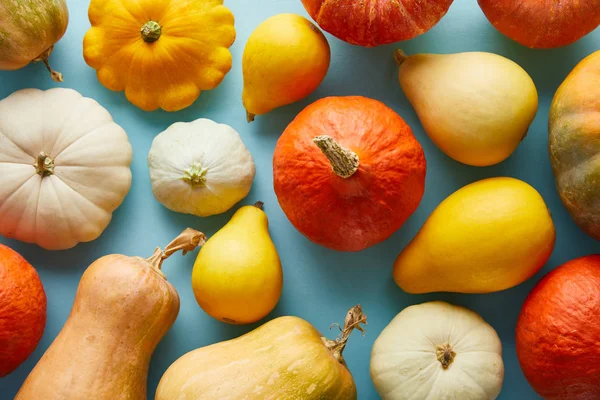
[301,0,454,47]
[273,96,426,252]
[516,255,600,400]
[478,0,600,48]
[0,244,46,377]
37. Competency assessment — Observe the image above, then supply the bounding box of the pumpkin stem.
[394,49,408,66]
[435,343,456,369]
[182,162,209,187]
[33,46,63,82]
[35,152,55,176]
[322,305,367,365]
[313,135,359,179]
[147,228,207,272]
[141,21,162,43]
[246,110,256,123]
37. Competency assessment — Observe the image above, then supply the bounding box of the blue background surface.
[1,0,599,399]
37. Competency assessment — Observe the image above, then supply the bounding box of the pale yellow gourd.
[156,306,366,400]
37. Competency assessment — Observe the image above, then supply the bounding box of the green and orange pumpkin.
[273,96,427,252]
[549,50,600,240]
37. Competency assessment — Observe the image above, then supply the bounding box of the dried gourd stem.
[435,343,456,369]
[313,135,360,178]
[253,201,264,210]
[394,49,408,66]
[33,46,63,82]
[35,152,55,176]
[147,228,207,271]
[246,110,256,123]
[141,21,162,42]
[322,305,367,365]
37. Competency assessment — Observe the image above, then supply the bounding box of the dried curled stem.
[147,228,207,271]
[322,305,367,365]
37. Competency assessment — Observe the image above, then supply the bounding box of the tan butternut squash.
[15,229,206,400]
[156,306,367,399]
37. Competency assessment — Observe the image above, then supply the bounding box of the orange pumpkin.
[0,244,46,377]
[478,0,600,48]
[273,96,426,252]
[301,0,454,47]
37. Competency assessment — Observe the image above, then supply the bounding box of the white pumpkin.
[370,301,504,400]
[148,119,255,217]
[0,88,132,250]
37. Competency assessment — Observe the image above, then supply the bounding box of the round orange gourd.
[0,244,46,377]
[83,0,236,112]
[273,96,427,252]
[517,255,600,399]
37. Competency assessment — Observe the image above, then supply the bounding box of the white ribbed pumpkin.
[148,119,255,217]
[371,301,504,400]
[0,88,132,250]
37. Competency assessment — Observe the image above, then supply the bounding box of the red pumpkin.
[516,255,600,400]
[273,96,426,252]
[301,0,454,47]
[0,244,46,377]
[478,0,600,48]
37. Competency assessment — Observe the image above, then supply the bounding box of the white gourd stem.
[394,49,408,66]
[313,135,359,179]
[182,162,209,187]
[35,152,55,176]
[436,343,456,369]
[147,228,207,271]
[322,305,367,365]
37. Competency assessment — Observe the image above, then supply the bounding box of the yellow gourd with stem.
[83,0,235,112]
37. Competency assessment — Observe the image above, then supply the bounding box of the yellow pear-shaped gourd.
[393,177,555,294]
[242,14,330,122]
[192,202,283,324]
[395,51,538,167]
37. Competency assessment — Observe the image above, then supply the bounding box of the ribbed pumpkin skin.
[0,245,46,377]
[83,0,235,112]
[273,96,426,252]
[516,255,600,400]
[15,255,180,400]
[549,50,600,240]
[156,316,357,400]
[301,0,454,47]
[0,0,68,69]
[478,0,600,48]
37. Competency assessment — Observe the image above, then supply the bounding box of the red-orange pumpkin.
[516,255,600,399]
[301,0,454,47]
[273,96,426,252]
[478,0,600,48]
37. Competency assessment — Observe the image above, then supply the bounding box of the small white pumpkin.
[370,301,504,400]
[148,119,255,217]
[0,88,132,250]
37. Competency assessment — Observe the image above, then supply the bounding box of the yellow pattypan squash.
[83,0,235,112]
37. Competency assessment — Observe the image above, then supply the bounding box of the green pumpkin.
[0,0,69,81]
[549,50,600,240]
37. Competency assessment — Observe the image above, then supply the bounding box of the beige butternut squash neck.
[147,228,207,277]
[322,305,367,365]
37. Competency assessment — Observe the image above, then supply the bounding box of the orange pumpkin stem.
[147,228,207,271]
[313,135,359,178]
[394,49,408,66]
[322,305,367,365]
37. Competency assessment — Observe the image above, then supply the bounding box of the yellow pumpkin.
[83,0,236,112]
[155,306,366,400]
